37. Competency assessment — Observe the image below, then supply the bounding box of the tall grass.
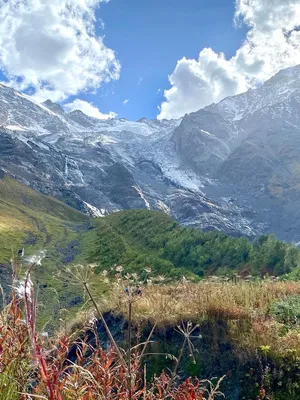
[81,277,300,359]
[0,263,226,400]
[2,259,300,399]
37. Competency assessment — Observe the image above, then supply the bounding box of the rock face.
[172,110,233,175]
[1,64,300,241]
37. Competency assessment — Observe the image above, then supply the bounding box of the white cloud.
[158,0,300,119]
[123,98,129,105]
[0,0,120,102]
[138,77,143,85]
[64,99,116,120]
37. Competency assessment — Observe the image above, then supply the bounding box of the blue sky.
[0,0,299,121]
[87,0,247,120]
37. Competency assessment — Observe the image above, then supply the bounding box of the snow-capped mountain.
[1,64,300,241]
[208,65,300,122]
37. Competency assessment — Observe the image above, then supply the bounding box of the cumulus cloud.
[64,99,117,119]
[0,0,120,102]
[158,0,300,119]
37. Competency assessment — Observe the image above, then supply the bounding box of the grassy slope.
[0,176,90,327]
[0,176,88,263]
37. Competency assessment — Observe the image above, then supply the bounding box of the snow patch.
[134,185,151,209]
[83,201,105,217]
[200,129,211,136]
[6,124,26,131]
[156,200,171,214]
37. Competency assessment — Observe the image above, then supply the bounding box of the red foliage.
[0,281,224,400]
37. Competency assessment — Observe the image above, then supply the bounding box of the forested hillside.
[83,210,300,278]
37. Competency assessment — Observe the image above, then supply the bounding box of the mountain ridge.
[1,64,300,241]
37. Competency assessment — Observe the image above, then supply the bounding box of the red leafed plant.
[0,261,225,400]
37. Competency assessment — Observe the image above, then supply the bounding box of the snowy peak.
[0,84,71,133]
[42,99,65,116]
[207,64,300,121]
[0,81,179,137]
[67,109,97,128]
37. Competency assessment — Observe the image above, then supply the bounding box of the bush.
[271,296,300,326]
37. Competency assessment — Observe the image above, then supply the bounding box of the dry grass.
[2,260,300,399]
[104,280,300,322]
[84,279,300,359]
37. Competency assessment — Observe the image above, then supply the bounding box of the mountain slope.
[81,209,300,278]
[172,64,300,241]
[0,91,254,237]
[0,173,91,328]
[208,65,300,122]
[0,172,88,263]
[1,64,300,241]
[1,178,299,329]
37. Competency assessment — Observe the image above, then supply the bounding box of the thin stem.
[24,265,55,400]
[128,300,133,400]
[166,335,187,393]
[143,363,147,400]
[140,322,157,360]
[83,282,127,369]
[172,336,187,380]
[140,279,183,361]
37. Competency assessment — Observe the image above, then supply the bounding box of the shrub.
[270,296,300,326]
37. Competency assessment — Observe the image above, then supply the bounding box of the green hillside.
[81,209,300,278]
[0,175,88,263]
[2,176,298,281]
[2,177,300,329]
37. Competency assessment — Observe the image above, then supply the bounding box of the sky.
[0,0,299,121]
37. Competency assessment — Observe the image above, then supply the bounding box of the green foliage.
[81,213,194,279]
[82,210,300,278]
[250,234,299,275]
[271,296,300,326]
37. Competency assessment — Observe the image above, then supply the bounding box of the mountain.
[1,64,300,242]
[173,64,300,241]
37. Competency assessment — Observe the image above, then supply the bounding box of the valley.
[1,65,300,399]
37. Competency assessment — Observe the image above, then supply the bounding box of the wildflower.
[115,265,123,272]
[260,345,271,354]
